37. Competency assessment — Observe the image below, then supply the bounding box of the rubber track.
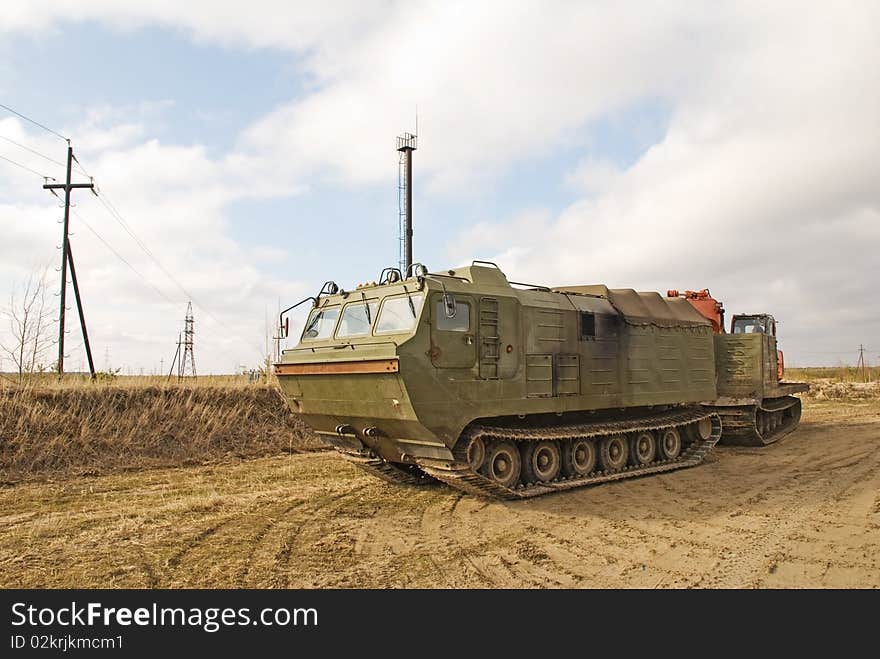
[415,407,722,500]
[337,449,437,486]
[711,396,802,447]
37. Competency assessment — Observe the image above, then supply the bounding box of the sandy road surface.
[1,398,878,588]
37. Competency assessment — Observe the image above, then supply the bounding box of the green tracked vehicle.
[705,313,808,446]
[275,262,725,499]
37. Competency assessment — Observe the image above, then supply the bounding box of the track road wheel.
[600,435,628,472]
[483,440,522,488]
[658,428,682,460]
[562,438,596,477]
[630,431,656,466]
[522,440,561,483]
[466,436,486,471]
[697,416,713,440]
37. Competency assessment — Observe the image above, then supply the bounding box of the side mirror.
[443,293,457,318]
[278,296,318,341]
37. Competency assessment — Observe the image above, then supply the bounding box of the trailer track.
[709,395,802,446]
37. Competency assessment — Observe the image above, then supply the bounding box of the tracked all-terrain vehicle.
[668,290,807,446]
[276,263,728,499]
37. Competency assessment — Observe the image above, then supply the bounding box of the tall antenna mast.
[397,132,417,273]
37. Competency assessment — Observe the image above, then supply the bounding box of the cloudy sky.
[1,1,877,373]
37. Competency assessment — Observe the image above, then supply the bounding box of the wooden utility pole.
[856,344,867,383]
[168,333,182,380]
[43,144,95,378]
[65,239,96,378]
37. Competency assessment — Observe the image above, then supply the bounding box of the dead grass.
[786,367,880,400]
[0,384,323,483]
[1,397,878,588]
[788,366,880,384]
[0,372,264,390]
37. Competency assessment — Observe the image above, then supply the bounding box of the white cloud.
[0,111,309,373]
[445,3,880,362]
[1,1,878,366]
[564,159,623,195]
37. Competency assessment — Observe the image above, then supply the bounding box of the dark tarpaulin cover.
[552,285,710,328]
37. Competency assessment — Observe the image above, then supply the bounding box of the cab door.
[430,293,476,369]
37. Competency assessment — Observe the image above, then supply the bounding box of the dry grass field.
[0,379,321,483]
[0,373,878,589]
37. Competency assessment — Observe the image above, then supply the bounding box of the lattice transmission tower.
[168,301,197,380]
[180,301,196,378]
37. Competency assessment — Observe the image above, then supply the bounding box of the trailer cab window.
[435,299,470,331]
[374,293,425,334]
[301,306,339,341]
[733,317,766,334]
[580,311,596,339]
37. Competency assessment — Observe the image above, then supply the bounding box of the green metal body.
[712,315,807,405]
[706,313,808,446]
[276,265,718,466]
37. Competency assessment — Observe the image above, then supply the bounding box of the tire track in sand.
[704,435,880,587]
[265,483,380,588]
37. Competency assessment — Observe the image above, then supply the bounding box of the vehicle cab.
[274,266,462,463]
[731,314,777,335]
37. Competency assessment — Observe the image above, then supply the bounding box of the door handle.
[464,335,474,345]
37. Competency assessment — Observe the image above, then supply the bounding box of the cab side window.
[435,300,470,332]
[579,311,596,339]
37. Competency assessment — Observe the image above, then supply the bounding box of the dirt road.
[1,398,878,588]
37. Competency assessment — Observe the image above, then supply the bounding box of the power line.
[90,190,207,306]
[70,151,90,178]
[94,192,168,273]
[0,103,69,142]
[74,155,199,300]
[0,103,265,366]
[0,152,55,180]
[71,208,179,306]
[72,151,270,359]
[84,183,262,353]
[0,134,67,169]
[74,153,192,290]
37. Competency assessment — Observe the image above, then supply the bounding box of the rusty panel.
[275,359,399,376]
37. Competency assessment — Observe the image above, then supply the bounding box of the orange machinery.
[667,289,725,334]
[667,289,785,380]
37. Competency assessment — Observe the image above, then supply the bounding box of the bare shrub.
[1,268,54,383]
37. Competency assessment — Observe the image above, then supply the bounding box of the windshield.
[375,293,424,334]
[301,306,339,341]
[733,317,765,334]
[336,301,378,338]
